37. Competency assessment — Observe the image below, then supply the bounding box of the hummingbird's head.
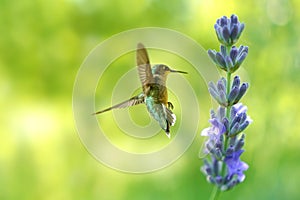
[152,64,187,77]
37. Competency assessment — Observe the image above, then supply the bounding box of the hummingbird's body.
[94,43,187,138]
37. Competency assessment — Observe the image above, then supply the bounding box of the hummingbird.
[93,43,187,138]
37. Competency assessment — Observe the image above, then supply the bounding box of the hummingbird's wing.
[136,43,154,92]
[93,93,145,115]
[145,96,176,138]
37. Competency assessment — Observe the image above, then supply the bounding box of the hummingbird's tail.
[165,121,171,138]
[145,98,176,139]
[164,107,176,138]
[93,93,145,115]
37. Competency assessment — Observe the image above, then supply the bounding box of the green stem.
[225,71,232,117]
[222,71,232,174]
[209,68,232,200]
[225,45,232,147]
[220,46,233,193]
[209,46,233,200]
[209,185,221,200]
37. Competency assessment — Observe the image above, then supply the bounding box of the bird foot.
[167,102,174,110]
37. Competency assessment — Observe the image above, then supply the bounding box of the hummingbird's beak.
[170,69,188,74]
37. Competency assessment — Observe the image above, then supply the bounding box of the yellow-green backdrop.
[1,0,299,199]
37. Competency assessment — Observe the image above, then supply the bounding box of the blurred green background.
[1,0,300,199]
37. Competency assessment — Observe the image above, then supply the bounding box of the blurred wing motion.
[136,43,153,93]
[93,93,145,115]
[145,96,176,138]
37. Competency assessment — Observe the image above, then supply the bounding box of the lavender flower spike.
[214,14,245,46]
[207,45,249,73]
[200,14,251,198]
[201,105,250,190]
